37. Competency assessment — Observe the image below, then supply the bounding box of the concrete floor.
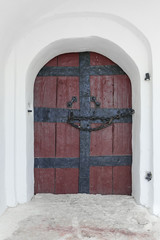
[0,194,160,240]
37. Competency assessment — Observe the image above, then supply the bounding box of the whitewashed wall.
[1,0,160,216]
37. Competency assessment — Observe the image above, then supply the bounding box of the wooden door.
[34,52,132,195]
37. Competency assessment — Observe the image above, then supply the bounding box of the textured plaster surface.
[1,0,160,217]
[0,194,160,240]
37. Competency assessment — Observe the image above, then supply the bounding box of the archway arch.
[5,13,152,210]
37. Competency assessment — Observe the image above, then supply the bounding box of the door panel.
[90,52,115,66]
[57,76,79,109]
[114,75,132,108]
[34,168,55,193]
[45,57,57,67]
[90,166,112,194]
[113,123,132,155]
[34,76,57,108]
[56,123,80,158]
[55,168,79,194]
[90,125,112,156]
[113,166,131,195]
[34,52,133,195]
[34,122,55,158]
[58,53,79,67]
[90,76,114,108]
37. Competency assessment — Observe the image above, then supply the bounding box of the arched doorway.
[34,52,133,195]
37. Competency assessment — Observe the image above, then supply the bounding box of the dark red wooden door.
[34,52,132,195]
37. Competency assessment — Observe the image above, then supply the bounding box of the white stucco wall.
[1,0,160,216]
[0,63,5,215]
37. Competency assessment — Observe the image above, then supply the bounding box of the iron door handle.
[67,96,77,108]
[90,96,101,107]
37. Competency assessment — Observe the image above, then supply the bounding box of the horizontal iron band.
[34,107,132,123]
[34,155,132,168]
[38,66,79,76]
[37,65,125,77]
[89,65,125,76]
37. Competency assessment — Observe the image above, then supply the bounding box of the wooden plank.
[90,52,115,66]
[55,168,79,194]
[57,76,79,109]
[113,123,132,155]
[90,124,112,156]
[90,76,114,108]
[56,123,80,158]
[58,53,79,67]
[34,76,57,108]
[114,75,132,108]
[34,122,55,158]
[34,168,55,193]
[90,166,112,194]
[45,57,57,67]
[113,166,132,195]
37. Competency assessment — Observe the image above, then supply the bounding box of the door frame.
[4,13,154,213]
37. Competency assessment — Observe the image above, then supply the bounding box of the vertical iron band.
[79,52,91,193]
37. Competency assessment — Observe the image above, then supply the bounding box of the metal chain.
[67,109,135,132]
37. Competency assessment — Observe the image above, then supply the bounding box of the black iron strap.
[67,109,135,132]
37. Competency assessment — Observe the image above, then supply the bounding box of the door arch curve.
[34,52,133,195]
